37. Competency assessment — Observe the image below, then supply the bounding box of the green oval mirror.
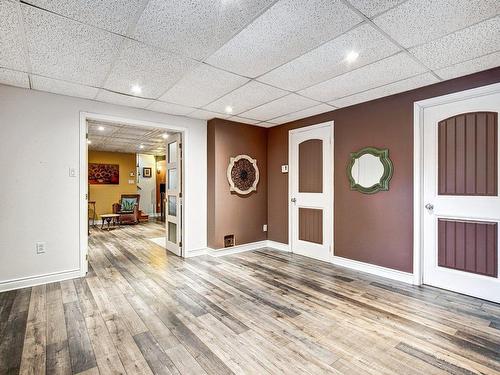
[347,147,393,194]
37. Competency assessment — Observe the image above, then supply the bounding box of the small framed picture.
[143,167,152,178]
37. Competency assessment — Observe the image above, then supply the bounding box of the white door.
[165,133,182,256]
[423,89,500,302]
[289,122,333,262]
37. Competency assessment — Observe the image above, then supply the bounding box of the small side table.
[100,214,120,231]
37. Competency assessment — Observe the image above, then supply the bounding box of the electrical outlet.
[69,167,77,177]
[36,242,46,254]
[263,224,268,232]
[281,165,288,173]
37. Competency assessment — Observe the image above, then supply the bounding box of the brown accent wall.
[207,119,268,249]
[438,112,498,196]
[267,67,500,273]
[438,219,498,277]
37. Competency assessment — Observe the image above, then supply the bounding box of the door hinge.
[179,241,182,248]
[86,254,89,261]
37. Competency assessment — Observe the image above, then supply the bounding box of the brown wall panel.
[299,208,323,244]
[438,219,498,277]
[266,67,500,273]
[438,112,498,196]
[299,139,323,193]
[207,119,268,249]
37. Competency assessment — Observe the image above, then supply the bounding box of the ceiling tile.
[228,116,261,125]
[159,64,249,108]
[298,52,427,102]
[0,0,27,71]
[188,109,230,121]
[0,67,29,88]
[434,51,500,81]
[132,0,276,60]
[206,0,362,78]
[270,103,335,124]
[148,101,195,116]
[329,73,439,108]
[347,0,406,18]
[373,0,500,48]
[103,39,199,99]
[95,90,153,109]
[31,75,98,99]
[258,23,400,91]
[22,0,145,34]
[239,93,320,121]
[409,16,500,70]
[204,80,287,115]
[22,5,123,86]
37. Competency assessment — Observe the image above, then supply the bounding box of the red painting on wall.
[88,163,119,184]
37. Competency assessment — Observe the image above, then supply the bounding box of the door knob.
[291,197,296,203]
[425,203,434,210]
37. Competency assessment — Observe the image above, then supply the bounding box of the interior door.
[290,122,333,262]
[423,90,500,302]
[165,133,182,256]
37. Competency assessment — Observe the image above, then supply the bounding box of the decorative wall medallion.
[227,154,259,195]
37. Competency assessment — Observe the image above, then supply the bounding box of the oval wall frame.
[227,154,259,195]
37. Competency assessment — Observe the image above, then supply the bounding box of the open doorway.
[80,114,185,274]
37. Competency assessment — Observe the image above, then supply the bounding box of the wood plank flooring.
[1,221,500,374]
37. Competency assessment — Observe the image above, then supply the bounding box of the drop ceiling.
[1,0,499,127]
[87,120,175,155]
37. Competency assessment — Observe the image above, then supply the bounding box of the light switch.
[69,167,77,177]
[281,165,288,173]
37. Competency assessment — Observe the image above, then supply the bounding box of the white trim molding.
[332,256,414,284]
[413,82,500,287]
[266,240,290,252]
[0,269,81,293]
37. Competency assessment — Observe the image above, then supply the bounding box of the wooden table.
[100,214,120,230]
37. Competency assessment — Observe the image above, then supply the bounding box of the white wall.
[0,84,207,291]
[137,154,157,215]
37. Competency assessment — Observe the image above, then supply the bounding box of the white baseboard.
[208,240,268,257]
[266,240,290,252]
[331,256,414,284]
[0,269,82,292]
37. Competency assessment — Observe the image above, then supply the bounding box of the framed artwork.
[227,154,259,195]
[88,163,119,185]
[143,167,152,178]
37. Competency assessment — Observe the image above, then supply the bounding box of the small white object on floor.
[148,237,166,249]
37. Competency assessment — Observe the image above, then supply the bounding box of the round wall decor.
[227,154,259,195]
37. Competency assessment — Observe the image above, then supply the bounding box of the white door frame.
[288,121,334,256]
[79,112,188,276]
[413,82,500,286]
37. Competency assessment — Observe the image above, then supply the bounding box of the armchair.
[112,194,140,224]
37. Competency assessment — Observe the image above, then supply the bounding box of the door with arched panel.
[289,122,333,262]
[423,91,500,302]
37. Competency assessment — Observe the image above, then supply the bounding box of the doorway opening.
[79,113,185,275]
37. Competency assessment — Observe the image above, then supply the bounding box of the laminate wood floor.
[1,221,500,374]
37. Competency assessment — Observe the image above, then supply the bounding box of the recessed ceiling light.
[345,51,359,63]
[98,126,105,131]
[87,140,92,144]
[225,105,233,114]
[162,133,169,139]
[131,84,142,95]
[139,144,145,149]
